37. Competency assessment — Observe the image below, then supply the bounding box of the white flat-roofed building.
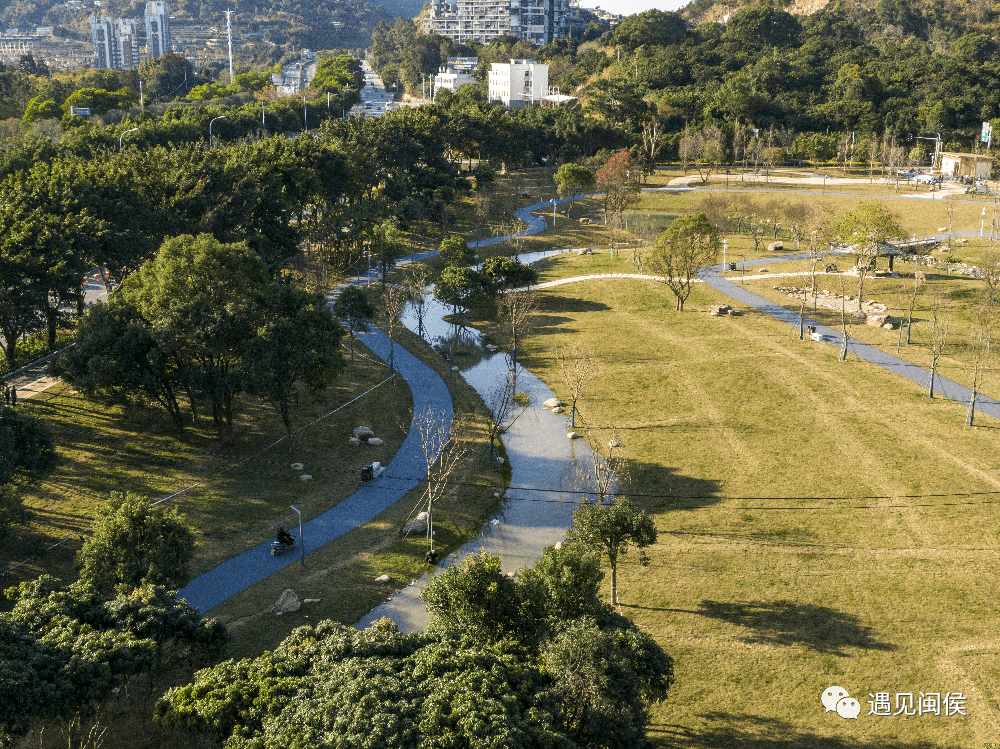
[488,58,548,109]
[433,56,478,98]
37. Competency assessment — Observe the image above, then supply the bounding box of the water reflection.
[359,253,596,632]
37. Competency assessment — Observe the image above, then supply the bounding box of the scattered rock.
[496,456,505,464]
[710,304,735,316]
[375,574,391,584]
[494,492,501,498]
[579,218,591,225]
[543,397,563,409]
[367,437,383,446]
[554,541,562,550]
[348,437,361,447]
[304,598,321,603]
[353,426,375,438]
[270,589,300,614]
[403,513,428,534]
[567,431,579,439]
[299,474,312,481]
[290,462,304,471]
[852,311,867,321]
[551,406,564,414]
[867,313,893,328]
[491,519,500,525]
[485,344,498,352]
[608,438,623,448]
[768,241,784,251]
[914,270,927,284]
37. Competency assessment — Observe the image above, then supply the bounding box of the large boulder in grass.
[353,426,375,438]
[368,437,383,446]
[867,313,893,328]
[543,397,563,409]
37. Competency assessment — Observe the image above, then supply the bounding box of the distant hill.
[372,0,427,20]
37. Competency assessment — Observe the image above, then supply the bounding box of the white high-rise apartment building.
[426,0,566,45]
[91,1,170,69]
[145,1,171,58]
[116,18,142,69]
[488,59,548,109]
[90,16,116,68]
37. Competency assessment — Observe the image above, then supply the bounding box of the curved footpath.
[177,196,564,615]
[176,327,452,614]
[178,191,1000,617]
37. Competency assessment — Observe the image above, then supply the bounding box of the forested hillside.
[372,1,1000,159]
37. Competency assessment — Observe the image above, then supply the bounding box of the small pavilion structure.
[939,151,994,180]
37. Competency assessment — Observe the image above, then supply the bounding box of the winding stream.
[357,251,593,632]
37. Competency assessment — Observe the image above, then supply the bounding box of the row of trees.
[56,234,344,441]
[155,527,669,749]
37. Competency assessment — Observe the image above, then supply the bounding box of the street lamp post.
[723,239,728,269]
[209,115,227,148]
[738,254,745,284]
[363,251,372,286]
[982,207,987,238]
[119,127,139,152]
[551,199,557,226]
[289,505,304,567]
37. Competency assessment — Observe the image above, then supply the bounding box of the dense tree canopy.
[0,574,227,747]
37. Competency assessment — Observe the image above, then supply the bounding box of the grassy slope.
[517,192,1000,746]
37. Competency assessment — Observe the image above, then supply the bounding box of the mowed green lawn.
[521,255,1000,748]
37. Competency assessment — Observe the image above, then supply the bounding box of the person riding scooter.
[276,524,294,547]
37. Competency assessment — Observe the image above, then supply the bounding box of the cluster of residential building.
[430,56,572,110]
[89,0,170,70]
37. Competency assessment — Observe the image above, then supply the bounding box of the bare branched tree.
[380,284,408,383]
[898,260,923,352]
[927,292,950,399]
[479,369,527,468]
[966,300,994,426]
[495,289,537,371]
[978,251,1000,306]
[413,408,471,560]
[575,428,631,505]
[557,345,599,428]
[403,266,432,340]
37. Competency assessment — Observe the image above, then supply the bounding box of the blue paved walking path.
[177,327,452,614]
[176,196,568,614]
[702,264,1000,419]
[177,190,1000,614]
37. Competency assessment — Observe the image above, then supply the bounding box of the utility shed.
[939,151,994,179]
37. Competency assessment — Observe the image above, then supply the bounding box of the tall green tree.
[647,212,721,311]
[833,200,903,322]
[1,574,226,747]
[333,284,375,361]
[242,284,345,443]
[125,233,268,438]
[553,163,596,218]
[76,492,195,593]
[569,496,657,606]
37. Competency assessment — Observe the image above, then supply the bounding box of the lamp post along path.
[209,115,227,148]
[290,505,304,567]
